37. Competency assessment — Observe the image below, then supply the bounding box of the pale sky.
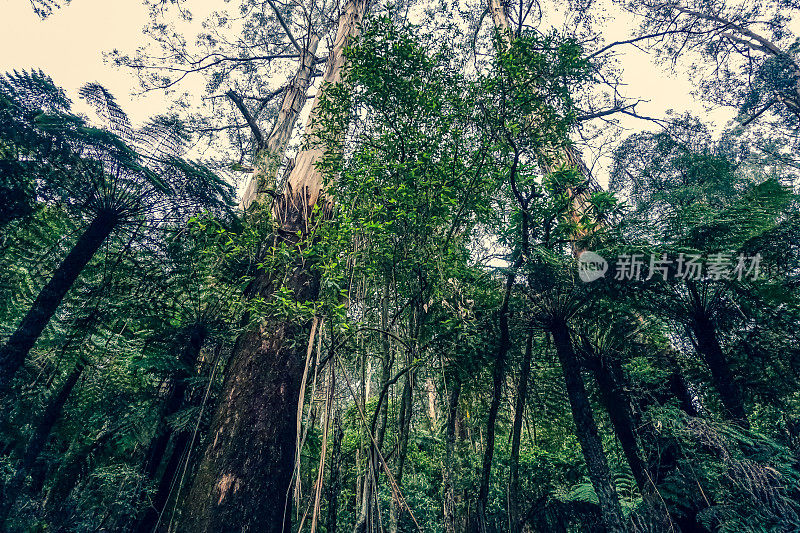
[0,0,743,188]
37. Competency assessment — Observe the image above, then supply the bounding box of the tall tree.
[179,2,370,530]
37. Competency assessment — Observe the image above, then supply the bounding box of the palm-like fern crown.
[1,70,234,226]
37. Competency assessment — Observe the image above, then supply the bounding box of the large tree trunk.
[179,3,368,530]
[239,37,320,210]
[509,326,534,533]
[549,320,626,533]
[0,362,84,526]
[179,256,320,532]
[0,212,115,393]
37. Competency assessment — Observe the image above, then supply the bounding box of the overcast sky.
[0,0,748,187]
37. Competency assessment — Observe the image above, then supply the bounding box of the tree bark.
[179,254,320,532]
[0,212,115,394]
[549,320,626,533]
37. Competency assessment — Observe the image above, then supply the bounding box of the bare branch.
[576,101,642,121]
[265,0,303,54]
[740,98,777,127]
[586,29,714,59]
[671,4,786,59]
[226,90,264,149]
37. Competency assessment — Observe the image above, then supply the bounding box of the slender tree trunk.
[180,4,368,529]
[660,349,698,417]
[389,368,413,533]
[443,379,462,533]
[139,429,192,532]
[143,326,207,480]
[355,283,393,533]
[509,326,534,533]
[136,325,206,532]
[0,212,115,393]
[326,409,344,533]
[354,354,391,533]
[425,374,437,428]
[589,356,649,493]
[691,313,747,425]
[549,320,626,533]
[0,362,84,526]
[475,301,513,532]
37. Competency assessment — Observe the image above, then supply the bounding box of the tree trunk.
[138,429,192,532]
[326,409,344,533]
[443,378,462,533]
[0,362,84,526]
[179,3,368,530]
[136,326,206,532]
[239,36,320,210]
[355,283,393,533]
[691,313,747,425]
[143,325,207,480]
[354,353,391,533]
[475,301,513,532]
[179,255,320,532]
[660,349,698,417]
[0,212,115,393]
[389,368,413,533]
[509,326,534,533]
[588,355,649,493]
[549,320,626,533]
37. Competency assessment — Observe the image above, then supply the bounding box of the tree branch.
[740,98,777,127]
[576,101,642,122]
[225,90,264,149]
[265,0,303,54]
[671,4,786,58]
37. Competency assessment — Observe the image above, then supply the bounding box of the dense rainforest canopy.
[1,0,799,531]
